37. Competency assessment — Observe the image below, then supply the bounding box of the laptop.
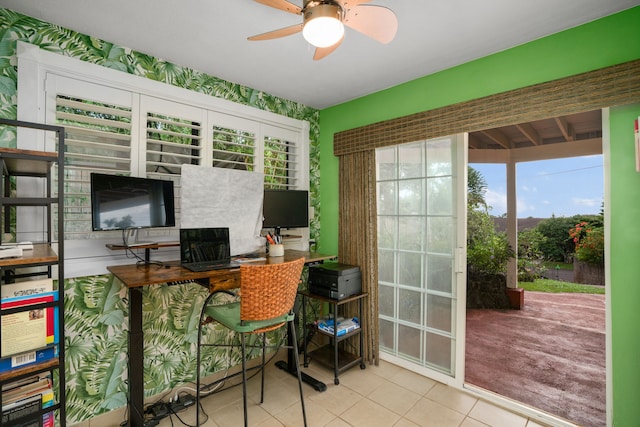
[180,227,239,272]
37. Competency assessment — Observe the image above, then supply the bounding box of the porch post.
[506,157,518,289]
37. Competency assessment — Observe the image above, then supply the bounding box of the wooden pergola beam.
[516,122,541,146]
[554,116,575,141]
[480,128,511,149]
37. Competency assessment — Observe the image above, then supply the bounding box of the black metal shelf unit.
[0,118,66,426]
[300,291,367,385]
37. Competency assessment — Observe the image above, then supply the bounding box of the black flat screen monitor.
[262,189,309,231]
[90,173,176,231]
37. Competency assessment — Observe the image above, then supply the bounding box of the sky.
[470,155,603,218]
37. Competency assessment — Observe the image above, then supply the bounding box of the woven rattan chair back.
[239,257,305,330]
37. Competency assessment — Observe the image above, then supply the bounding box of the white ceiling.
[2,0,639,109]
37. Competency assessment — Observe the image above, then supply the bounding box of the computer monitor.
[262,189,309,234]
[90,173,176,232]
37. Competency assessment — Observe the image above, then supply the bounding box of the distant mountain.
[492,217,545,233]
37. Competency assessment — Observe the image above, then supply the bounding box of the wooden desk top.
[107,250,336,289]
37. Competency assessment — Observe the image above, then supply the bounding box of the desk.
[107,250,335,427]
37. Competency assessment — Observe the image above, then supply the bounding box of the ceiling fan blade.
[313,36,344,60]
[343,4,398,44]
[339,0,372,7]
[254,0,302,15]
[248,23,303,41]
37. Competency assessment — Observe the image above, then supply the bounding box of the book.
[317,317,360,336]
[2,372,48,393]
[43,411,54,427]
[0,246,22,259]
[3,383,53,408]
[1,278,54,299]
[1,292,59,357]
[2,376,54,427]
[0,345,58,373]
[0,290,58,306]
[1,393,41,425]
[2,373,52,405]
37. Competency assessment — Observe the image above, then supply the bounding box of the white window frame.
[16,42,310,278]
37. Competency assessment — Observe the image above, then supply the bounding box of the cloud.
[485,188,506,213]
[517,197,536,215]
[485,188,536,216]
[572,197,601,207]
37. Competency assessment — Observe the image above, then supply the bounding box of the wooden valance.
[334,59,640,155]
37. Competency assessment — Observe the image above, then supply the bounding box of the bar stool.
[196,257,307,427]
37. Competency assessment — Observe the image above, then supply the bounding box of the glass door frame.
[377,133,468,388]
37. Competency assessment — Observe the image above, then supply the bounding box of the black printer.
[308,263,362,300]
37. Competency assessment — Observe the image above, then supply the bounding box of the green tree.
[569,221,605,265]
[467,209,513,274]
[536,214,602,262]
[575,228,604,264]
[517,228,548,281]
[467,167,513,274]
[467,166,487,210]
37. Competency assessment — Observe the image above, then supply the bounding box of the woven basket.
[239,257,305,332]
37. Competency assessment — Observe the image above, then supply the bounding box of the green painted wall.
[609,103,640,427]
[320,7,640,254]
[318,6,640,424]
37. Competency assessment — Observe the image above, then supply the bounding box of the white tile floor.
[140,358,548,427]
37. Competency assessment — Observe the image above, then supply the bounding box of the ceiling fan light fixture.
[302,3,344,48]
[249,0,397,59]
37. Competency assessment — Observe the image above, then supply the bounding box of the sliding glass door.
[376,134,467,385]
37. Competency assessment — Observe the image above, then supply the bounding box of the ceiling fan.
[248,0,398,60]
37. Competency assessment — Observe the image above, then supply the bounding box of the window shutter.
[57,95,132,172]
[263,135,299,189]
[46,79,306,242]
[145,112,202,178]
[55,95,133,239]
[211,125,256,171]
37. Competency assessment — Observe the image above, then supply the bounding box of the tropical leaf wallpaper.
[0,8,321,424]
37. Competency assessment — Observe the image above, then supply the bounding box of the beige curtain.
[338,150,379,364]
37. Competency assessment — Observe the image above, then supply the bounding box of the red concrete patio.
[465,291,606,427]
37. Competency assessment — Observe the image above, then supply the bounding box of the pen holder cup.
[269,244,285,257]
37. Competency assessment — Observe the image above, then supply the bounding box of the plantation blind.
[263,134,299,189]
[145,112,202,178]
[209,112,257,173]
[43,69,309,244]
[54,92,133,239]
